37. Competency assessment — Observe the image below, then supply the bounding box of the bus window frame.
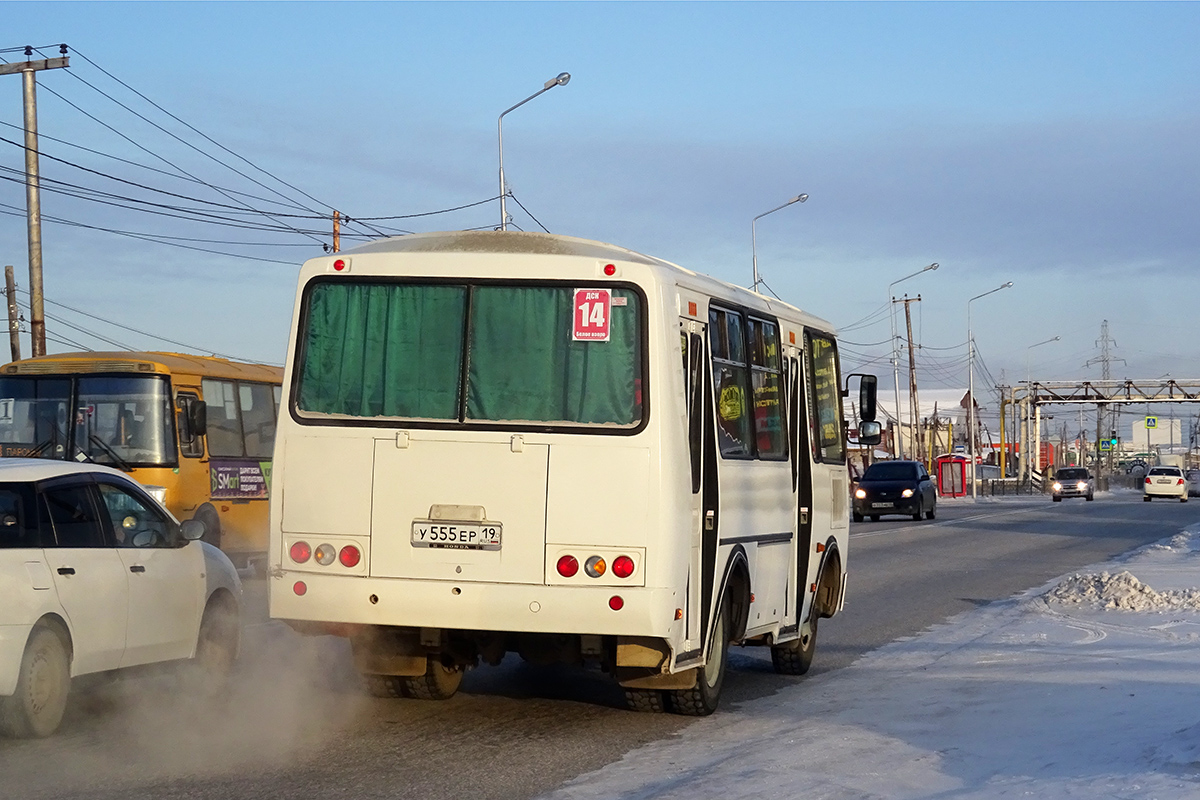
[201,378,280,460]
[288,276,651,437]
[175,391,204,459]
[804,329,847,465]
[707,302,789,463]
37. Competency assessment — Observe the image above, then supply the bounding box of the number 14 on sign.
[572,288,611,342]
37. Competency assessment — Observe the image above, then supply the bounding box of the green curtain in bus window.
[297,283,466,419]
[465,287,642,425]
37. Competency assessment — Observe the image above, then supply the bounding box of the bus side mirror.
[858,375,878,422]
[190,402,207,436]
[858,420,882,445]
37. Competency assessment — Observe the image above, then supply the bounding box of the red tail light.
[339,545,361,568]
[1178,479,1185,485]
[556,555,579,577]
[293,581,307,596]
[612,555,635,579]
[1145,477,1152,484]
[289,541,311,563]
[609,595,624,611]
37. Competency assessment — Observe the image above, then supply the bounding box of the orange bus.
[0,352,282,568]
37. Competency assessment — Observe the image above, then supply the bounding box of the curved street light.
[751,193,807,291]
[498,72,571,231]
[887,262,939,459]
[967,281,1014,499]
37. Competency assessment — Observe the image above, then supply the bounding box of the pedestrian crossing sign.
[1146,416,1158,429]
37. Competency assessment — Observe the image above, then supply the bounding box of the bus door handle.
[704,510,714,531]
[57,567,75,576]
[800,507,809,525]
[129,565,146,574]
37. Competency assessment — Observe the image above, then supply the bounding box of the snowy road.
[1,492,1195,799]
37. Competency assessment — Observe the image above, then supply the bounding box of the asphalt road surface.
[3,490,1196,800]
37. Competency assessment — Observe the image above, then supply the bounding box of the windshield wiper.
[87,434,133,472]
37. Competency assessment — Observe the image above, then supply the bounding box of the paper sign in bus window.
[572,288,611,342]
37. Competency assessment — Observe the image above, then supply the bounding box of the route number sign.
[572,288,611,342]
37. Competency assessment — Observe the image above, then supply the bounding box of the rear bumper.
[269,571,680,639]
[1145,485,1187,498]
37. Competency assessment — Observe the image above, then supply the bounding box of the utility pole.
[901,295,923,464]
[4,266,20,362]
[1,46,69,358]
[332,210,341,253]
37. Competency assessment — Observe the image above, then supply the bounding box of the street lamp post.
[887,263,938,459]
[751,194,807,292]
[968,281,1014,499]
[497,72,571,231]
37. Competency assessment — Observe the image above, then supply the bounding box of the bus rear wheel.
[770,614,817,676]
[402,657,464,701]
[624,689,667,713]
[668,598,729,716]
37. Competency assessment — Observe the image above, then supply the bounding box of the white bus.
[268,231,880,715]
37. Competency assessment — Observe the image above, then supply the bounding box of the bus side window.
[176,393,203,458]
[201,379,244,457]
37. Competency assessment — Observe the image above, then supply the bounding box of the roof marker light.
[603,263,617,276]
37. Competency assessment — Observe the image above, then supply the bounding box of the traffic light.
[1110,429,1118,446]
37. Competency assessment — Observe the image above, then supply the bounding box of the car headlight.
[855,488,867,499]
[901,488,914,498]
[1052,482,1062,491]
[1077,482,1087,491]
[145,485,168,506]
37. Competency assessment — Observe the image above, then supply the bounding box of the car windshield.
[862,462,917,481]
[1056,469,1088,480]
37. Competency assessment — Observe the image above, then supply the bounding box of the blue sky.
[1,2,1198,426]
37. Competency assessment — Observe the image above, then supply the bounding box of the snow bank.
[1045,570,1200,611]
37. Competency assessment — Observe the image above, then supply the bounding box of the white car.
[1143,466,1188,502]
[0,459,242,738]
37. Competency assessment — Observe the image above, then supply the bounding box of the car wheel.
[401,657,464,700]
[771,613,817,676]
[852,511,863,523]
[184,594,239,696]
[1144,495,1152,502]
[925,505,936,520]
[669,595,730,716]
[0,625,71,739]
[1182,496,1189,503]
[1053,496,1062,502]
[870,515,880,522]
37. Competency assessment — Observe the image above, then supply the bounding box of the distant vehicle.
[1143,466,1188,502]
[1186,470,1200,498]
[0,352,283,569]
[1051,467,1094,502]
[852,460,936,522]
[0,459,242,738]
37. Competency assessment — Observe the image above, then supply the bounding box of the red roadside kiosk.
[935,453,969,498]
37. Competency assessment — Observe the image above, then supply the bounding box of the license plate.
[1157,479,1172,484]
[872,502,894,508]
[411,521,502,551]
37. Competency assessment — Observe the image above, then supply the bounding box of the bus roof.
[0,351,283,383]
[339,231,837,333]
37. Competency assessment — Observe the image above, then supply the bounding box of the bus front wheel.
[770,614,817,676]
[194,504,221,549]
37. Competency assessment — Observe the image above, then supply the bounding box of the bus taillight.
[290,541,312,563]
[314,544,336,565]
[584,556,607,578]
[339,545,362,568]
[293,581,307,596]
[612,556,635,579]
[556,555,579,577]
[608,595,624,611]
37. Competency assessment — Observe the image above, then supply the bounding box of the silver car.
[1051,467,1094,501]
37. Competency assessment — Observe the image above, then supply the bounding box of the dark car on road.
[852,460,937,522]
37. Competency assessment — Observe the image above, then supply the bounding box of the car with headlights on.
[852,460,936,522]
[1050,467,1094,502]
[0,459,242,738]
[1143,466,1188,502]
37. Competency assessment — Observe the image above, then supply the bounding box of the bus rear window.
[295,282,644,428]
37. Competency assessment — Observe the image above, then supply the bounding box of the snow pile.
[1045,570,1200,611]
